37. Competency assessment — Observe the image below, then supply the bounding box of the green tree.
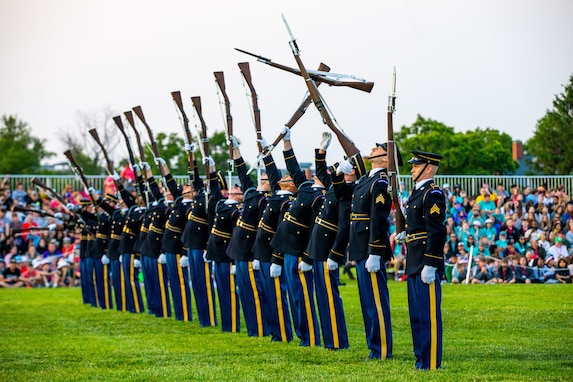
[526,75,573,174]
[395,115,516,175]
[0,115,54,174]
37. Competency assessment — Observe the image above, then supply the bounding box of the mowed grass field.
[1,279,571,381]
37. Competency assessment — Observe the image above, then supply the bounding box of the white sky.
[1,0,572,168]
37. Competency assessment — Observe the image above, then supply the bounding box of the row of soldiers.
[64,127,446,370]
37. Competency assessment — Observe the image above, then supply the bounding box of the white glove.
[112,171,120,181]
[298,261,313,273]
[230,264,237,275]
[270,263,282,278]
[87,187,97,196]
[421,265,437,284]
[203,155,215,167]
[101,254,110,265]
[54,212,63,220]
[179,255,189,267]
[337,160,353,175]
[365,255,381,273]
[132,163,141,173]
[252,259,261,271]
[158,253,167,264]
[319,131,332,151]
[228,136,239,149]
[257,137,269,150]
[280,126,291,140]
[327,258,339,271]
[48,223,57,231]
[141,162,151,171]
[155,157,166,167]
[133,259,141,268]
[184,143,195,152]
[202,250,211,263]
[119,255,123,263]
[66,203,78,212]
[395,231,406,244]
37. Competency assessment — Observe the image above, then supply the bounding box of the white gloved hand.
[158,253,167,264]
[184,143,195,152]
[112,171,120,181]
[228,136,239,149]
[230,264,237,275]
[119,255,123,263]
[252,259,261,271]
[203,250,211,263]
[319,131,332,151]
[87,187,97,196]
[336,160,353,175]
[101,254,110,265]
[54,212,63,220]
[132,163,141,173]
[270,263,282,278]
[395,231,406,244]
[179,255,189,267]
[133,259,141,268]
[365,255,381,273]
[48,223,57,231]
[65,203,78,212]
[141,162,151,171]
[257,137,269,150]
[298,261,313,273]
[327,258,339,271]
[280,126,291,141]
[155,157,166,167]
[203,155,215,167]
[421,265,437,284]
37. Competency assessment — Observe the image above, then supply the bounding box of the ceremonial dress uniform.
[79,206,97,306]
[119,204,145,314]
[108,208,126,311]
[91,199,116,310]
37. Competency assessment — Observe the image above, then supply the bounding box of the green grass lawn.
[1,279,572,381]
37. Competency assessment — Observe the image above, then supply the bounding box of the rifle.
[238,62,263,153]
[387,67,405,233]
[124,111,147,165]
[191,96,211,212]
[88,128,114,175]
[235,48,374,93]
[171,91,195,185]
[13,205,60,220]
[63,149,96,205]
[11,225,65,235]
[123,111,150,206]
[281,15,366,177]
[113,116,136,168]
[213,71,234,188]
[30,177,82,222]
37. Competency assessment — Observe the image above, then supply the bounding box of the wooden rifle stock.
[238,62,263,153]
[213,71,234,181]
[234,48,374,93]
[31,178,67,206]
[12,224,65,235]
[13,205,58,219]
[387,68,405,233]
[88,129,114,175]
[124,111,147,164]
[63,150,96,205]
[171,91,195,183]
[113,116,136,167]
[191,96,210,212]
[132,105,168,180]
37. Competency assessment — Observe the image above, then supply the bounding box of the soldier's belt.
[140,226,149,233]
[211,227,232,239]
[284,212,310,229]
[315,217,338,232]
[237,218,257,232]
[258,221,276,234]
[149,225,164,235]
[350,213,370,221]
[189,214,208,225]
[165,222,183,234]
[406,232,428,243]
[96,233,109,240]
[111,234,121,240]
[80,235,88,240]
[123,227,137,236]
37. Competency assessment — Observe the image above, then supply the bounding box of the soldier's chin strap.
[413,164,429,183]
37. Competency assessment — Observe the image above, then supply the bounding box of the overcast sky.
[1,0,572,169]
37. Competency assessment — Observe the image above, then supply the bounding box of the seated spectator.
[0,257,24,288]
[555,258,572,284]
[547,236,568,262]
[494,258,515,284]
[495,231,509,252]
[478,192,496,217]
[451,260,468,284]
[514,235,528,256]
[38,259,60,287]
[503,239,519,258]
[11,182,28,206]
[514,256,534,284]
[531,257,548,284]
[20,257,41,287]
[470,256,495,284]
[479,218,497,245]
[56,258,73,287]
[42,240,62,260]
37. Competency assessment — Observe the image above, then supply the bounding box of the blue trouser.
[283,254,321,347]
[110,259,125,311]
[143,256,171,318]
[84,257,97,307]
[165,252,192,321]
[213,262,240,332]
[79,258,90,304]
[188,249,217,327]
[235,260,267,337]
[260,261,293,342]
[356,258,392,359]
[141,256,156,315]
[121,254,144,314]
[94,257,113,310]
[407,272,443,370]
[314,260,349,349]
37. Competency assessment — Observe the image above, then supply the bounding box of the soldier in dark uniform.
[334,142,402,360]
[106,196,126,312]
[72,198,96,305]
[403,150,446,370]
[270,127,323,347]
[226,136,269,337]
[205,169,241,333]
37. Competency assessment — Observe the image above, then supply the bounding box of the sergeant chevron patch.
[430,203,440,214]
[375,194,385,204]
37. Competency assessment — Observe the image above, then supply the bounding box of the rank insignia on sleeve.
[430,203,440,214]
[375,194,385,204]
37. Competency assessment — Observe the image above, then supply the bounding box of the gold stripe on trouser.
[205,262,215,326]
[130,256,141,313]
[176,254,189,321]
[120,260,126,311]
[230,272,237,332]
[93,267,99,307]
[298,270,317,346]
[274,277,288,342]
[370,272,387,359]
[248,262,264,336]
[429,281,438,370]
[323,262,339,348]
[103,264,110,309]
[158,263,168,318]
